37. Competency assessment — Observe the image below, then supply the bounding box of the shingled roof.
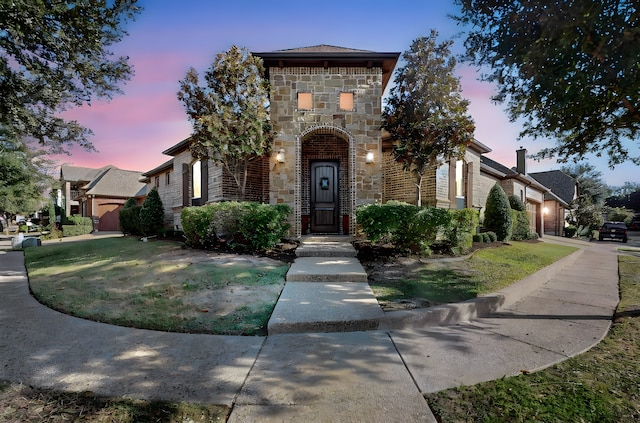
[530,170,577,205]
[61,165,146,199]
[253,44,400,91]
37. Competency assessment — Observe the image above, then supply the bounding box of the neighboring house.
[479,149,549,236]
[59,165,147,231]
[530,170,578,236]
[144,44,559,238]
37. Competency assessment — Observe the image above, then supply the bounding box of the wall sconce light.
[543,207,549,215]
[365,151,374,164]
[276,148,285,163]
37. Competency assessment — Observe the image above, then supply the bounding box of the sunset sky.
[54,0,639,186]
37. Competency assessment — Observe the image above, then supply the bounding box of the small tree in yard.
[139,189,164,236]
[178,45,274,200]
[484,183,513,241]
[382,31,475,206]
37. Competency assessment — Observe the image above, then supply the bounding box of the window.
[192,160,201,199]
[455,160,465,209]
[339,92,354,111]
[154,176,159,188]
[165,172,170,186]
[297,92,312,110]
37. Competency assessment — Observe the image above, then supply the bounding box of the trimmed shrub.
[445,208,479,255]
[181,204,216,248]
[62,224,92,237]
[239,202,292,251]
[139,188,165,236]
[486,231,497,242]
[356,201,418,245]
[180,202,292,251]
[481,232,490,242]
[62,214,93,237]
[510,209,531,241]
[119,203,142,236]
[357,202,477,256]
[484,183,513,241]
[473,234,483,242]
[508,195,526,212]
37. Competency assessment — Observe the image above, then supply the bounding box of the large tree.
[0,0,141,153]
[382,31,475,206]
[0,140,54,216]
[561,163,610,229]
[177,45,274,200]
[454,0,640,166]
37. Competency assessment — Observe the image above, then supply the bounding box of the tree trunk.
[415,174,423,207]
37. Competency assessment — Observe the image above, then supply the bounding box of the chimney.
[516,147,527,175]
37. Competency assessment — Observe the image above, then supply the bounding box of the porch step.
[296,236,357,257]
[267,282,384,334]
[286,257,368,283]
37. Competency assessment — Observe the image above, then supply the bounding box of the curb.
[380,245,586,330]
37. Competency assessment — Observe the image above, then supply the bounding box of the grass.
[370,241,578,304]
[425,253,640,422]
[24,237,288,336]
[0,381,229,422]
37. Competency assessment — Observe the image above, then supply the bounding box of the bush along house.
[143,45,551,238]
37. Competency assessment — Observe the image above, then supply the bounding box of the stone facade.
[256,46,399,236]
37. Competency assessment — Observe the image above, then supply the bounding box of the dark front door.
[310,161,339,233]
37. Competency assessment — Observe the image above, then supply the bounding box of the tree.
[454,0,640,166]
[1,0,141,153]
[139,188,164,236]
[0,141,53,215]
[382,31,475,206]
[177,45,274,200]
[483,183,512,241]
[561,163,609,230]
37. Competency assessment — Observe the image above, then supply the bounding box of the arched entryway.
[298,126,354,235]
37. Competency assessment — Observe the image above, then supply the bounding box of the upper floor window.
[339,92,354,111]
[192,160,201,199]
[154,176,160,189]
[165,172,170,186]
[297,92,312,110]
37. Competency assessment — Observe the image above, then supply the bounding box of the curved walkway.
[0,237,620,422]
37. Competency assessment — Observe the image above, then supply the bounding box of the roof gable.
[529,170,577,204]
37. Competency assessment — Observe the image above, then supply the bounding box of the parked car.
[599,221,628,243]
[628,220,640,231]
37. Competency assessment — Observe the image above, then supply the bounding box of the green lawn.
[426,253,640,422]
[370,241,578,305]
[25,237,288,336]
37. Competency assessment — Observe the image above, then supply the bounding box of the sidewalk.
[0,238,620,422]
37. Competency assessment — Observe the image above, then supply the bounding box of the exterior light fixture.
[365,151,374,164]
[276,148,286,163]
[543,207,549,215]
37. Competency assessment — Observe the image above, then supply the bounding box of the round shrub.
[484,183,513,241]
[486,231,497,242]
[473,234,483,242]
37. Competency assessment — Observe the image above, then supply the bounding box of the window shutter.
[182,163,189,207]
[201,160,209,203]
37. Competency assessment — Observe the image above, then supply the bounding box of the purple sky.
[54,0,639,186]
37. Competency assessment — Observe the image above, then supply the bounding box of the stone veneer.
[267,66,384,236]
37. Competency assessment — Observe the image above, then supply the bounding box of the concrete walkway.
[0,236,620,422]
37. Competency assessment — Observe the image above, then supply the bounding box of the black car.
[599,222,628,243]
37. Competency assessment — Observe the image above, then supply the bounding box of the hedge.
[356,202,478,256]
[62,224,92,237]
[181,202,291,252]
